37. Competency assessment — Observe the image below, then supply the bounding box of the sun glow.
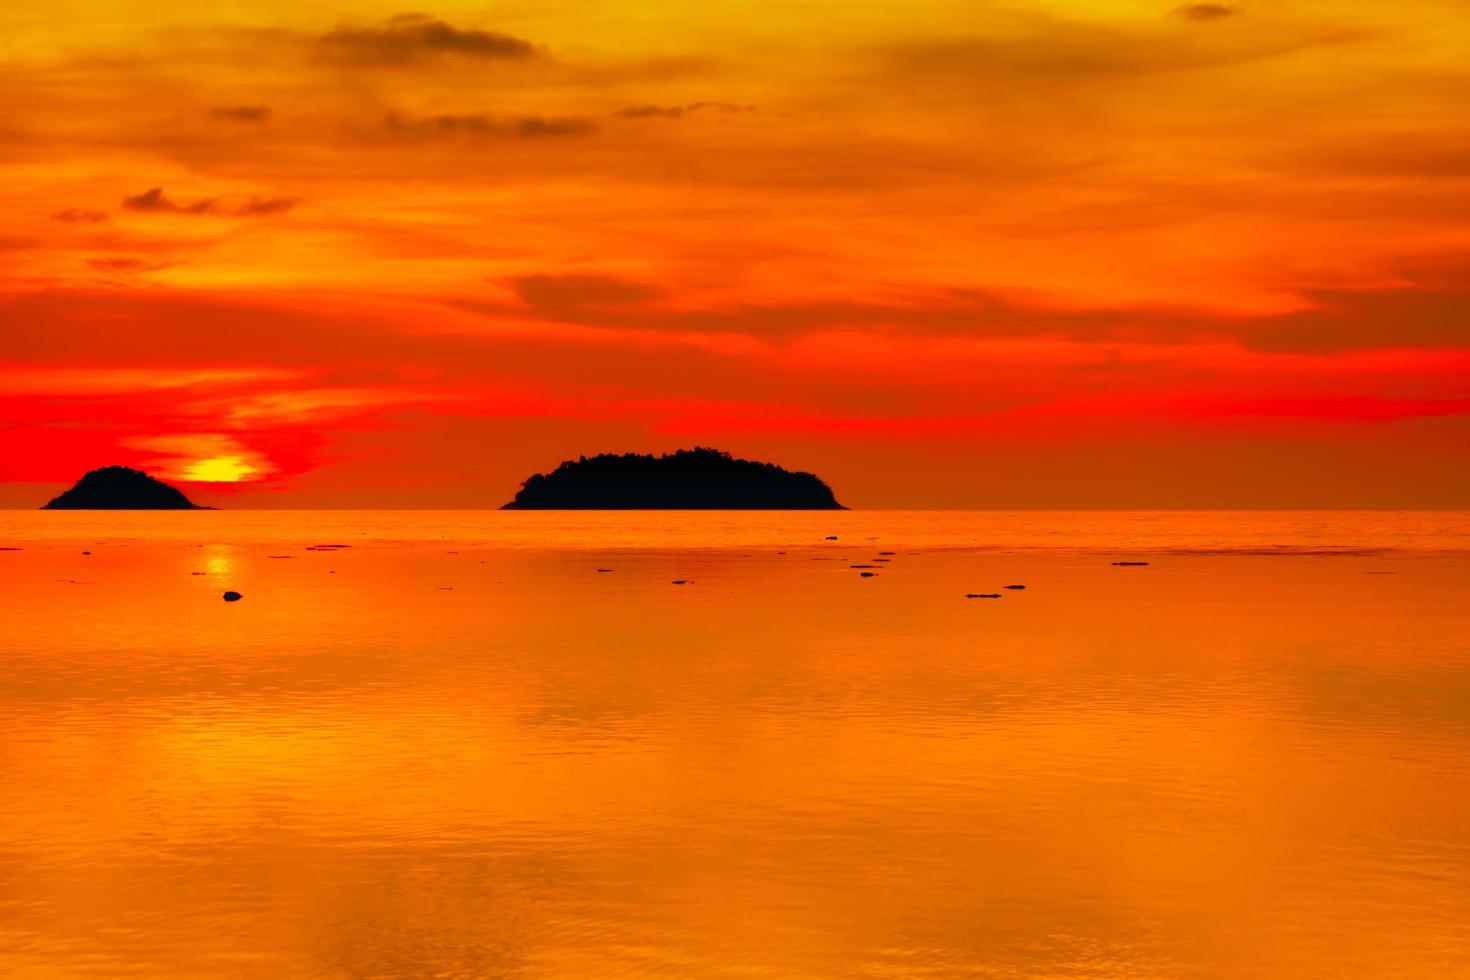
[182,456,257,483]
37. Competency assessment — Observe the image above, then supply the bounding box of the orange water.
[2,511,1469,978]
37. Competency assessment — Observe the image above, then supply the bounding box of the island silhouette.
[502,447,845,509]
[42,466,203,510]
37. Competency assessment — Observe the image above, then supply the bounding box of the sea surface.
[1,510,1468,979]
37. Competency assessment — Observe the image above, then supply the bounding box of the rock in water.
[222,591,243,602]
[43,466,201,510]
[501,447,844,510]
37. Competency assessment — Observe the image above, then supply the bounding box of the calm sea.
[2,511,1468,978]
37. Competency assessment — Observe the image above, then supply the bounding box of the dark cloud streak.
[1248,276,1470,353]
[382,112,598,140]
[614,102,755,120]
[209,105,271,123]
[491,268,1470,354]
[1176,4,1238,22]
[510,273,666,310]
[121,187,298,217]
[317,14,538,65]
[51,209,109,224]
[880,17,1363,88]
[85,257,171,273]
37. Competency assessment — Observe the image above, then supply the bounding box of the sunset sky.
[3,0,1468,507]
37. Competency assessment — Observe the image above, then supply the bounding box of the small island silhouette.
[42,466,203,510]
[503,447,845,509]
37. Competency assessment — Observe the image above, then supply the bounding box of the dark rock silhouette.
[502,447,844,509]
[1004,584,1026,590]
[966,593,1002,599]
[43,466,201,510]
[859,571,877,577]
[1112,561,1150,566]
[223,591,243,602]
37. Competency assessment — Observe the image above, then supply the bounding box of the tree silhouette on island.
[41,450,843,510]
[503,448,845,509]
[42,466,203,510]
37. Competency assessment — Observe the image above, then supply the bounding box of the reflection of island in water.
[503,448,846,510]
[43,466,203,510]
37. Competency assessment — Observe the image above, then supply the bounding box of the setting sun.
[181,456,257,483]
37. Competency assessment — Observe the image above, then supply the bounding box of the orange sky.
[2,0,1468,507]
